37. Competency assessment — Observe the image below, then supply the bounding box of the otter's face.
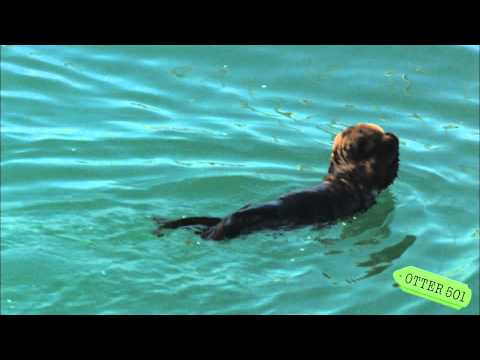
[329,123,400,191]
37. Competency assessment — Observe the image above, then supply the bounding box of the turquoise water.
[1,45,479,315]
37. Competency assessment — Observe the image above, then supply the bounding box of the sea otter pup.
[153,123,399,240]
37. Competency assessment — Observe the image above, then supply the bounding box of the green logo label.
[393,266,472,310]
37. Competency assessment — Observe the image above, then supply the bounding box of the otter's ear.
[332,133,342,151]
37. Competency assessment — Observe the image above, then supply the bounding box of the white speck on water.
[261,84,267,88]
[196,241,201,245]
[223,65,228,68]
[290,258,295,262]
[307,236,312,240]
[342,222,347,226]
[101,271,106,276]
[7,299,13,303]
[71,148,77,152]
[300,248,305,252]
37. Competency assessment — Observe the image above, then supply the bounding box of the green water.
[1,45,479,314]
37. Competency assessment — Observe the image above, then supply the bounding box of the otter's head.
[327,123,399,192]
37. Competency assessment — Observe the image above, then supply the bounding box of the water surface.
[1,45,479,314]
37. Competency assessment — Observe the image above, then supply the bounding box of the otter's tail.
[153,216,222,230]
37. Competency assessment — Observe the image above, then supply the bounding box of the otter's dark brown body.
[154,123,399,240]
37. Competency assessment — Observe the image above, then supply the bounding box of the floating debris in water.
[443,124,459,130]
[314,125,338,137]
[415,65,425,73]
[424,144,438,150]
[384,70,396,77]
[170,66,192,78]
[303,113,322,121]
[240,101,282,120]
[410,113,424,121]
[322,272,331,279]
[274,107,295,119]
[239,100,256,112]
[401,73,412,94]
[301,99,312,105]
[261,84,268,88]
[325,250,343,255]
